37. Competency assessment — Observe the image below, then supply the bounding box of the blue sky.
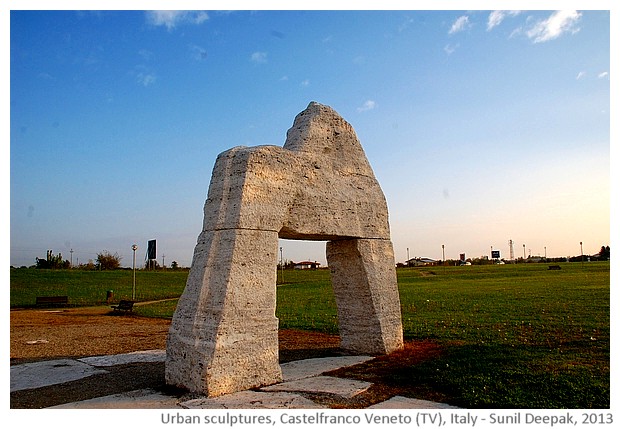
[7,5,612,268]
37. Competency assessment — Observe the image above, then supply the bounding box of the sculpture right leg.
[165,228,282,397]
[326,238,404,355]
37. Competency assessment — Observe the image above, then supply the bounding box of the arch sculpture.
[165,102,403,396]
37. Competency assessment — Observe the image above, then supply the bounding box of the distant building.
[406,257,437,267]
[293,261,321,270]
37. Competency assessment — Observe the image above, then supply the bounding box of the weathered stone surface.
[10,359,108,392]
[49,389,181,409]
[261,376,372,399]
[79,349,166,367]
[367,396,460,409]
[280,355,373,382]
[181,391,325,409]
[327,239,403,354]
[166,102,403,397]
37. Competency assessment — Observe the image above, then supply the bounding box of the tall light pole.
[132,244,138,300]
[442,244,445,265]
[523,244,526,261]
[407,247,410,267]
[580,241,584,267]
[280,246,284,284]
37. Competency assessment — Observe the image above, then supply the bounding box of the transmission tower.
[509,239,515,261]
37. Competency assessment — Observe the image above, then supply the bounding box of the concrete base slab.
[49,389,180,409]
[281,355,373,381]
[261,375,371,399]
[9,351,457,409]
[10,359,108,392]
[367,395,459,409]
[181,391,325,409]
[79,350,166,367]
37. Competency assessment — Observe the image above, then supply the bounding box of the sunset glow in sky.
[8,4,612,268]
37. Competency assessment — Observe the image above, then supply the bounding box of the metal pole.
[442,244,445,269]
[280,246,284,284]
[132,244,137,300]
[580,241,583,267]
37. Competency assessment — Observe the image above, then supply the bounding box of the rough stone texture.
[166,102,403,397]
[181,391,325,409]
[280,356,373,382]
[367,396,460,409]
[261,375,372,399]
[327,239,403,354]
[79,350,166,367]
[10,359,108,392]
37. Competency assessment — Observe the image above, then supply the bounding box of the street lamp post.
[279,246,284,284]
[580,241,584,267]
[132,244,138,300]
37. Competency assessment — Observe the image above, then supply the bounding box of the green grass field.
[10,262,609,408]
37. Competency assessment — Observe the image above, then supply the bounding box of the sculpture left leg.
[166,228,282,396]
[326,238,404,355]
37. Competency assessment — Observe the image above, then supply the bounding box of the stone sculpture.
[166,102,403,397]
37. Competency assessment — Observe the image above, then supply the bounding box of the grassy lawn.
[9,268,188,307]
[10,262,609,408]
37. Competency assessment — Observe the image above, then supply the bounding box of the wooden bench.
[548,265,562,270]
[35,296,69,307]
[111,300,134,313]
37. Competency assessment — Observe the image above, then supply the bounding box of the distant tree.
[96,251,122,270]
[145,259,160,270]
[170,260,179,270]
[36,250,70,269]
[599,245,610,261]
[80,259,96,270]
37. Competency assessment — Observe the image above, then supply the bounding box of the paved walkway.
[11,350,458,409]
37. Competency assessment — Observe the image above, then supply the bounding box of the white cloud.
[598,71,609,79]
[146,11,209,30]
[138,49,153,61]
[250,51,268,63]
[357,100,376,112]
[449,16,470,35]
[444,43,459,55]
[576,71,586,80]
[301,79,310,87]
[136,72,156,87]
[487,10,521,31]
[526,10,582,43]
[190,44,208,61]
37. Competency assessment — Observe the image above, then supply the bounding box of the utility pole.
[280,247,284,284]
[442,244,445,271]
[132,244,138,300]
[70,248,74,268]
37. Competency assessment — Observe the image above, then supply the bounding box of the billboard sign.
[147,239,156,260]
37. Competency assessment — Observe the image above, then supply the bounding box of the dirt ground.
[10,306,445,409]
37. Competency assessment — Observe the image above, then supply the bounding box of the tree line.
[31,250,183,270]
